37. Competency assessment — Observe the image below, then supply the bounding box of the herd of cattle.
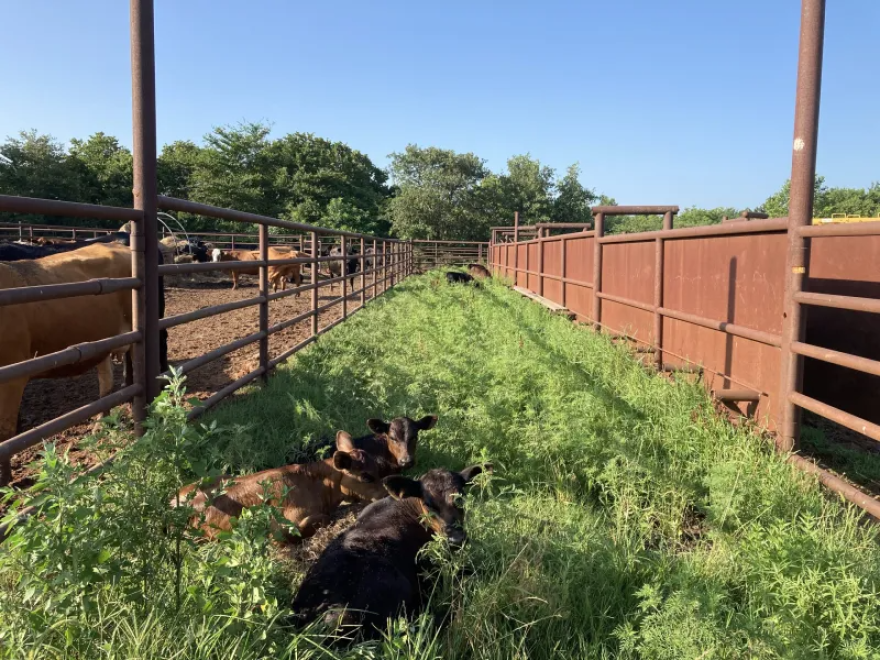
[0,231,387,484]
[175,412,489,638]
[0,228,495,636]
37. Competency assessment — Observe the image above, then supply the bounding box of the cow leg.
[297,513,331,540]
[123,349,134,387]
[94,356,116,423]
[232,271,239,290]
[294,268,302,298]
[0,379,27,486]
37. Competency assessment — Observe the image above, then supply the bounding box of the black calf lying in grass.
[291,464,488,638]
[446,271,478,285]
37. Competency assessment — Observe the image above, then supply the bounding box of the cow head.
[383,464,489,547]
[366,415,437,470]
[333,431,393,484]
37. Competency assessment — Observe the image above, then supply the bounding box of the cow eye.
[448,493,464,509]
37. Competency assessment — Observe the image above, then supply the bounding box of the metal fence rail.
[411,240,488,272]
[0,191,412,483]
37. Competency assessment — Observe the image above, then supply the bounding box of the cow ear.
[332,451,353,472]
[367,419,390,434]
[336,431,355,453]
[417,415,438,431]
[382,475,423,501]
[460,463,491,484]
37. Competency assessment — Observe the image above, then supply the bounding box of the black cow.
[178,238,211,263]
[328,245,360,290]
[446,271,476,285]
[290,465,488,638]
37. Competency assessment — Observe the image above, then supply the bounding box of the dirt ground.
[9,270,380,489]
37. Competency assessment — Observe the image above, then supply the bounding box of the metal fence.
[0,221,306,251]
[490,207,880,516]
[0,0,418,488]
[411,240,489,272]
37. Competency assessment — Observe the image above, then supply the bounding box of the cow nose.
[399,457,414,469]
[447,530,467,548]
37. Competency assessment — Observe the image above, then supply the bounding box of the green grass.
[2,271,880,659]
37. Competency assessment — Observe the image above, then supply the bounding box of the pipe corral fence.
[490,206,880,517]
[411,240,489,273]
[1,0,878,521]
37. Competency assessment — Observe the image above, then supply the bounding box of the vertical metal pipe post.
[372,238,378,299]
[592,212,605,329]
[360,237,366,307]
[130,0,160,409]
[383,240,388,292]
[537,235,544,297]
[341,235,348,319]
[513,212,520,285]
[778,0,826,451]
[654,211,674,369]
[561,235,568,310]
[258,224,269,382]
[310,231,318,336]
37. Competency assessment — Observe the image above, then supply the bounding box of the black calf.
[291,464,488,638]
[446,271,476,285]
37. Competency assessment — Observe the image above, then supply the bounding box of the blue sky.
[1,1,877,209]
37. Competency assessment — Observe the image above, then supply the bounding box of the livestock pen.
[2,272,879,658]
[2,0,880,656]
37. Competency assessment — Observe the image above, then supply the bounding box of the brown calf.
[175,432,393,542]
[212,247,305,293]
[467,263,491,279]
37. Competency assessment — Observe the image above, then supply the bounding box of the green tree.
[493,154,556,225]
[270,133,390,235]
[157,140,204,199]
[387,145,489,240]
[0,130,92,224]
[190,122,278,218]
[551,163,597,224]
[676,206,738,227]
[67,133,134,209]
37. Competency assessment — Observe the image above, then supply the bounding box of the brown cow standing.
[0,243,134,485]
[175,431,394,542]
[212,247,305,293]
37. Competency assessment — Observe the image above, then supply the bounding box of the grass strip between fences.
[1,271,879,659]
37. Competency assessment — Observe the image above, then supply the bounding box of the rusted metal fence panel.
[411,240,487,272]
[489,216,880,436]
[601,240,656,344]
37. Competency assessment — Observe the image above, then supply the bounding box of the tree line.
[1,124,877,240]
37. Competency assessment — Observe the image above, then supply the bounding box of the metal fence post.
[311,231,318,337]
[778,0,826,451]
[513,212,520,285]
[258,224,269,382]
[372,238,378,299]
[537,234,544,297]
[130,0,160,415]
[592,212,605,330]
[360,237,366,307]
[655,211,674,369]
[341,235,348,319]
[560,236,568,310]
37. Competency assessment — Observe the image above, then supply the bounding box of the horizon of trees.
[1,125,878,241]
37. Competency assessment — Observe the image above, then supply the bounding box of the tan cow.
[0,243,134,484]
[212,247,305,293]
[174,432,392,542]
